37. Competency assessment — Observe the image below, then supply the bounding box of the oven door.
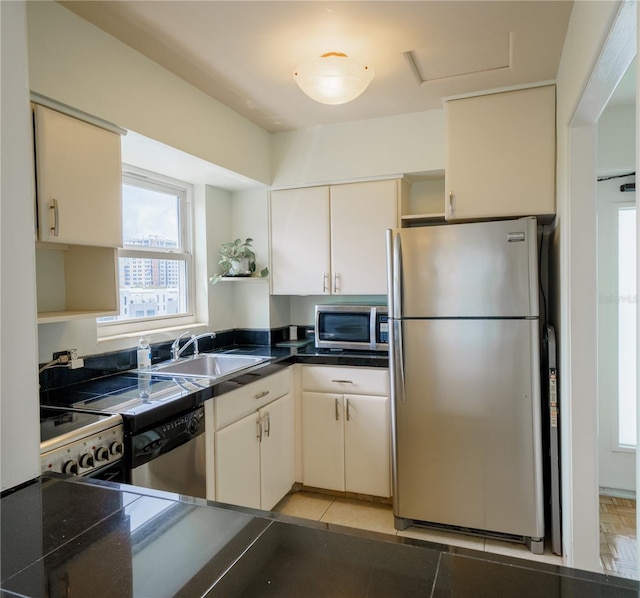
[315,306,373,350]
[130,433,206,499]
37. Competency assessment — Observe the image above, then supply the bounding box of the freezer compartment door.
[388,217,538,318]
[392,318,544,539]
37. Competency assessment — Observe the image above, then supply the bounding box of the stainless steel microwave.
[314,305,389,352]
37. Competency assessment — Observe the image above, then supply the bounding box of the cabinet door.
[330,180,398,295]
[445,85,555,221]
[34,105,123,247]
[302,392,345,491]
[215,412,261,509]
[344,394,391,497]
[270,186,331,295]
[259,393,295,510]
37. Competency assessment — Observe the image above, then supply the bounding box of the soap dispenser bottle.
[137,336,152,369]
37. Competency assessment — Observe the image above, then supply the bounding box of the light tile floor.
[273,491,563,567]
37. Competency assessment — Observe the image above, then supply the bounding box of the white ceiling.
[61,0,575,134]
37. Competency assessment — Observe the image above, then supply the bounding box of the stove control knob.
[79,453,95,469]
[110,441,124,456]
[95,447,109,462]
[62,460,79,475]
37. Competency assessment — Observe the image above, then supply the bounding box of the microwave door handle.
[370,308,377,351]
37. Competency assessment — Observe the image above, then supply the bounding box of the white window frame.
[98,165,196,339]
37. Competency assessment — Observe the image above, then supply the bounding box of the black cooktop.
[39,407,115,444]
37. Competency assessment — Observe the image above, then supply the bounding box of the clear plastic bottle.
[137,336,152,369]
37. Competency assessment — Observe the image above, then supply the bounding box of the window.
[98,167,194,336]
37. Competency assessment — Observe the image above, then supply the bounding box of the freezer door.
[388,217,539,318]
[392,318,544,539]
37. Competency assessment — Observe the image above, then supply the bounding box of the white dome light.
[293,52,374,105]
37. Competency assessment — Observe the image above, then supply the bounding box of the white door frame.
[561,0,637,570]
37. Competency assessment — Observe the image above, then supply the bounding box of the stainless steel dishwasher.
[129,406,206,499]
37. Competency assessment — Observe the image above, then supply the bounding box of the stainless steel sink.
[148,353,271,379]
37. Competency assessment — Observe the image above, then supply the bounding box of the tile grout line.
[317,496,336,522]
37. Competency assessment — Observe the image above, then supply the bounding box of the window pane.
[123,184,181,250]
[99,257,188,323]
[618,207,636,447]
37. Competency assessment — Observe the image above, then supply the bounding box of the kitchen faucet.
[171,331,216,361]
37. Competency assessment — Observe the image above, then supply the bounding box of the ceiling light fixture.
[293,52,374,105]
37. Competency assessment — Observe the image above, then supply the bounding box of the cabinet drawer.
[215,368,291,429]
[301,365,389,396]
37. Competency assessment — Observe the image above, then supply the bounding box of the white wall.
[206,185,234,332]
[290,296,386,327]
[271,110,445,188]
[555,0,629,571]
[26,1,271,185]
[1,0,41,491]
[598,103,636,176]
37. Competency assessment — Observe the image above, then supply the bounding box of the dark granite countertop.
[2,475,637,597]
[39,345,389,432]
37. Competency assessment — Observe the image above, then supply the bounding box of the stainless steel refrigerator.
[386,216,544,554]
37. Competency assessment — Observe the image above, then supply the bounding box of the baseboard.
[599,486,636,499]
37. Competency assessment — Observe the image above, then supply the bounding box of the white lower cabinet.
[301,366,391,498]
[212,369,295,511]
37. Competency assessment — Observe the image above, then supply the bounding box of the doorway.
[596,65,636,576]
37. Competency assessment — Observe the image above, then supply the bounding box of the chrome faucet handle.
[171,330,192,360]
[192,332,216,357]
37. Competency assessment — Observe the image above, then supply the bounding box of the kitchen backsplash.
[38,326,308,393]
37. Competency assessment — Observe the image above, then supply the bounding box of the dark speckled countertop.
[1,475,637,597]
[39,345,389,432]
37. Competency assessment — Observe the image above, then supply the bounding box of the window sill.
[97,321,209,344]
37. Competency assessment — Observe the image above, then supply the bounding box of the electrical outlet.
[52,349,78,360]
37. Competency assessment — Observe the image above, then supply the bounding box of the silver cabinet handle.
[265,412,271,437]
[254,390,269,400]
[346,398,351,421]
[257,417,263,442]
[331,379,353,384]
[323,272,329,293]
[50,198,59,237]
[335,398,340,421]
[333,273,340,293]
[448,191,454,217]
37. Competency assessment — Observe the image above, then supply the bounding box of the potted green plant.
[209,238,268,284]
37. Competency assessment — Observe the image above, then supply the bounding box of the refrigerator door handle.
[386,229,406,405]
[392,319,406,404]
[386,229,403,319]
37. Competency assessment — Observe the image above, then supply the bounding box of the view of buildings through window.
[99,173,192,326]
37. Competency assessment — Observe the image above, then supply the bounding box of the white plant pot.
[228,258,251,276]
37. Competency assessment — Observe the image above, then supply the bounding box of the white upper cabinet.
[270,186,331,295]
[330,180,398,295]
[445,85,556,221]
[270,180,399,295]
[33,104,123,247]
